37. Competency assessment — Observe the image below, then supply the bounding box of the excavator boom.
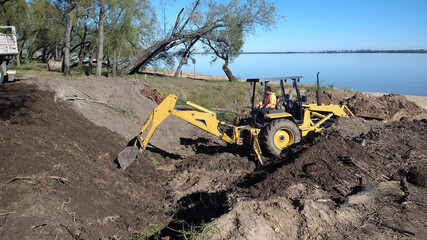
[118,94,238,169]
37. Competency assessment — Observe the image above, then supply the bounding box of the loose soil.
[345,92,427,121]
[0,83,172,239]
[1,77,426,239]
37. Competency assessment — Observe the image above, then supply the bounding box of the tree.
[104,0,154,77]
[120,0,280,78]
[73,8,97,68]
[199,0,279,81]
[119,1,201,76]
[53,0,79,76]
[95,0,106,76]
[200,23,244,81]
[29,0,63,62]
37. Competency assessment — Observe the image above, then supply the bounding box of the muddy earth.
[1,77,426,239]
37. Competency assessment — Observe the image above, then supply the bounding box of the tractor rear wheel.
[261,119,301,156]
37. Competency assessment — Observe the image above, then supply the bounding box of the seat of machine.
[265,109,284,114]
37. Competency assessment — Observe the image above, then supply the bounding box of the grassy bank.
[143,74,337,110]
[15,61,341,122]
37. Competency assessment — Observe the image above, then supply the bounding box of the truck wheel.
[260,119,301,156]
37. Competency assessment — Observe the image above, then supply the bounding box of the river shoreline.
[143,67,427,110]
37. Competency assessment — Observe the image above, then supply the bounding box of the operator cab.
[246,76,307,127]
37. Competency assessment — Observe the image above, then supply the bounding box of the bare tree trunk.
[16,51,21,66]
[16,41,25,66]
[121,39,172,75]
[24,47,30,62]
[88,45,95,74]
[96,0,105,76]
[55,46,59,61]
[64,9,75,76]
[42,46,47,63]
[112,44,122,78]
[120,36,189,75]
[25,48,34,63]
[174,39,198,77]
[77,52,85,67]
[106,56,110,77]
[222,59,236,81]
[174,56,187,77]
[77,28,87,68]
[46,48,53,61]
[89,47,94,66]
[112,49,117,77]
[55,38,64,62]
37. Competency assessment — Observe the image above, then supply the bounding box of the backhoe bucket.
[118,146,140,169]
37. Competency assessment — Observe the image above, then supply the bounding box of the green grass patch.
[15,60,116,78]
[134,223,163,240]
[300,84,333,93]
[118,104,140,123]
[144,75,257,123]
[170,220,219,240]
[14,61,46,71]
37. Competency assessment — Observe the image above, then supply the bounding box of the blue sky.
[153,0,427,52]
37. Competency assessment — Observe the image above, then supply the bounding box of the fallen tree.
[120,0,280,79]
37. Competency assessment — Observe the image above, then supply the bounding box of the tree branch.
[177,0,201,33]
[171,8,184,35]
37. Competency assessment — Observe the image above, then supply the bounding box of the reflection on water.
[179,53,427,96]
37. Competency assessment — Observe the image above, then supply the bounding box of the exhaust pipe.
[316,72,322,106]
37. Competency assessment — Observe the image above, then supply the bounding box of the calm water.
[180,53,427,96]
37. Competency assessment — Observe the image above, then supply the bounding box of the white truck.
[0,26,18,83]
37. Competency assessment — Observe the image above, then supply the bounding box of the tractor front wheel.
[261,119,301,156]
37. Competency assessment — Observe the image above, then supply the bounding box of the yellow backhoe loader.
[118,76,353,169]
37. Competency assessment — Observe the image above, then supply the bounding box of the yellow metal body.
[273,128,294,149]
[299,103,354,137]
[264,112,293,119]
[262,103,353,138]
[136,94,234,150]
[131,94,353,166]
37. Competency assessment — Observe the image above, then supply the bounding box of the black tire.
[260,119,301,156]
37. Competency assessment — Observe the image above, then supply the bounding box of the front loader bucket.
[118,146,140,169]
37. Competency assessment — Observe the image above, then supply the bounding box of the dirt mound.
[29,76,216,157]
[209,117,427,239]
[140,83,163,104]
[306,91,343,105]
[0,83,171,239]
[247,117,427,198]
[346,92,427,121]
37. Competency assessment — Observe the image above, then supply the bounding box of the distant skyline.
[152,0,427,52]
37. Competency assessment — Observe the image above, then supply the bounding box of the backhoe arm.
[172,99,234,144]
[136,94,178,149]
[118,94,235,169]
